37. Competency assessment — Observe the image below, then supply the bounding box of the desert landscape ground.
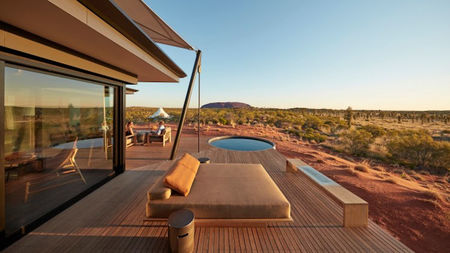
[199,124,449,253]
[128,106,449,252]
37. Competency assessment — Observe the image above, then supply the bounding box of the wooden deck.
[6,136,412,252]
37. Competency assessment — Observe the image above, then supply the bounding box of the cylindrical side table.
[198,157,210,164]
[168,209,195,253]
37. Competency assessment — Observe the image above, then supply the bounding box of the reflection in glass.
[4,66,115,235]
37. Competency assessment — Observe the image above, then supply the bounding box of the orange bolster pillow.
[164,153,200,196]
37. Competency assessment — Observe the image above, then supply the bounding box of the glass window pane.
[4,66,115,236]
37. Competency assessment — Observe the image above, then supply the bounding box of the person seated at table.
[125,121,137,143]
[151,121,166,136]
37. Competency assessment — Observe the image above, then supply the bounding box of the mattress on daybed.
[146,163,291,220]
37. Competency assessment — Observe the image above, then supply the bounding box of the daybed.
[146,160,291,225]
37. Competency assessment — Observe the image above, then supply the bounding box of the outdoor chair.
[126,133,136,148]
[24,138,87,203]
[147,127,171,146]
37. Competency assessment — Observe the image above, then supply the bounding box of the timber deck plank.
[6,136,413,252]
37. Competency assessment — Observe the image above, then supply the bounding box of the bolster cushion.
[164,153,200,196]
[148,176,172,200]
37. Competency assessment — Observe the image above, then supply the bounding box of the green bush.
[387,130,450,173]
[285,128,327,143]
[301,129,327,143]
[302,115,323,130]
[218,117,228,125]
[341,129,373,156]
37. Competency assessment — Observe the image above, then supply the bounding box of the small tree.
[345,106,353,128]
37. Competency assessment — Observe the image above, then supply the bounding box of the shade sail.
[114,0,194,50]
[149,107,171,119]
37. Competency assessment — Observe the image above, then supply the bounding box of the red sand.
[197,124,450,253]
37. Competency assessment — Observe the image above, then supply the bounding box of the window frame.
[0,49,126,245]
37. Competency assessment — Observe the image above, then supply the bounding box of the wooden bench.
[286,159,368,227]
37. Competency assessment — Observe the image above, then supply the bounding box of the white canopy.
[114,0,194,50]
[149,107,171,119]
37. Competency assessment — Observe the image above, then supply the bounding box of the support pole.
[170,50,202,160]
[114,86,126,173]
[197,54,202,154]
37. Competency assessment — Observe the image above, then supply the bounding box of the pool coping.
[208,135,276,152]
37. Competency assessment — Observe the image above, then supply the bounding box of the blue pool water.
[209,136,275,151]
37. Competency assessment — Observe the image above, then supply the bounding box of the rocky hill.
[201,102,251,109]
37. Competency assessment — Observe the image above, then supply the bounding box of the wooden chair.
[24,138,87,203]
[147,127,172,146]
[126,132,136,148]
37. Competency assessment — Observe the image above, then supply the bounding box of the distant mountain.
[201,102,251,109]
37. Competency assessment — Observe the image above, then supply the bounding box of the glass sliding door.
[3,65,115,236]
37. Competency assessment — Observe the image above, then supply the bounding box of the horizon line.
[126,105,450,112]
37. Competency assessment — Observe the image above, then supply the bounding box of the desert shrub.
[341,129,374,156]
[218,117,228,125]
[285,128,327,143]
[430,143,450,171]
[358,124,386,138]
[327,119,348,135]
[387,130,450,173]
[302,115,323,130]
[224,112,235,124]
[301,129,327,143]
[286,128,300,137]
[274,120,285,128]
[324,120,335,128]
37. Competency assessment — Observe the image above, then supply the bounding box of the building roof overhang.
[0,0,189,83]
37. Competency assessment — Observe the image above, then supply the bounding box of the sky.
[128,0,450,111]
